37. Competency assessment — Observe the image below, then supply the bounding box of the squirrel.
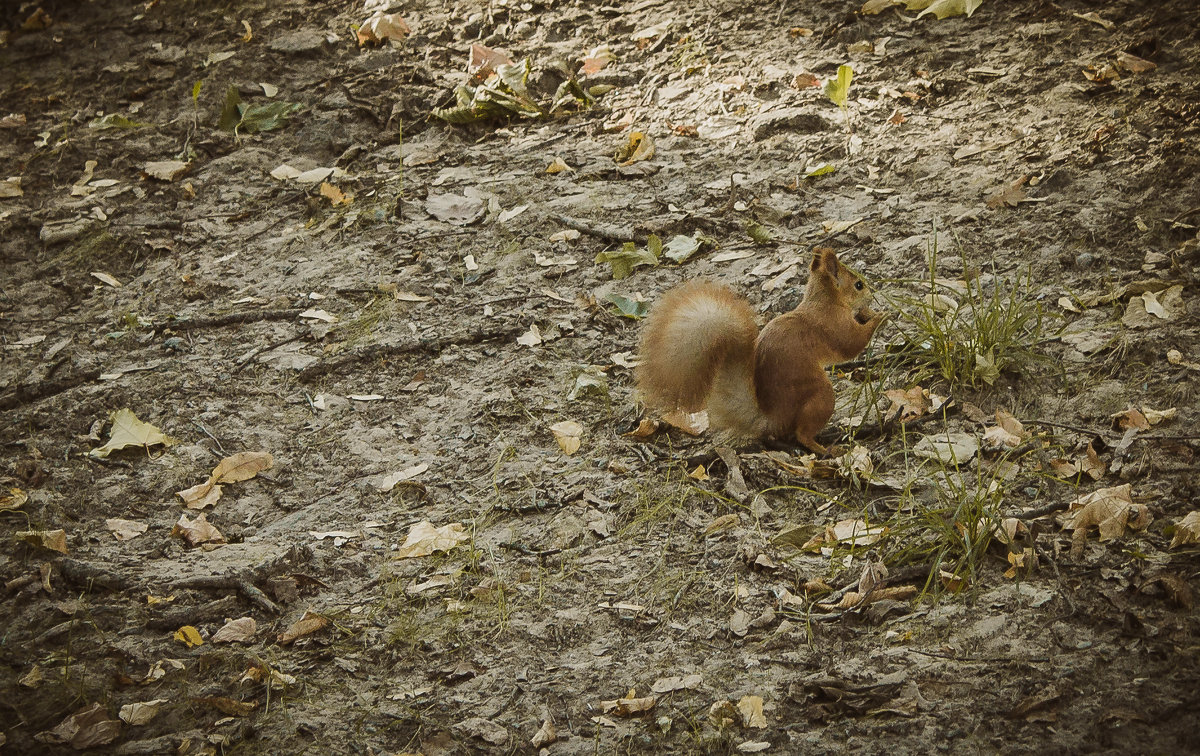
[636,248,886,455]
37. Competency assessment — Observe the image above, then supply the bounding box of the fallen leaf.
[142,160,190,182]
[17,529,68,554]
[118,699,168,726]
[91,271,122,287]
[704,513,740,536]
[277,610,329,644]
[549,420,584,455]
[1170,511,1200,549]
[394,521,470,559]
[986,174,1029,209]
[531,718,557,747]
[370,463,429,492]
[319,181,352,206]
[623,418,659,438]
[912,432,980,464]
[171,513,225,546]
[546,157,573,174]
[516,324,543,346]
[614,131,655,165]
[1115,51,1155,74]
[983,410,1026,449]
[825,64,853,107]
[212,617,256,644]
[908,0,984,20]
[1073,11,1115,31]
[36,703,121,749]
[660,409,709,435]
[0,487,29,511]
[0,176,22,197]
[356,12,410,45]
[173,625,203,648]
[884,386,931,422]
[601,693,656,716]
[1061,483,1152,543]
[802,519,887,551]
[90,409,177,458]
[738,696,767,728]
[106,518,148,541]
[651,674,703,693]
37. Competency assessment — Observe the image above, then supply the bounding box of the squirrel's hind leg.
[792,378,835,456]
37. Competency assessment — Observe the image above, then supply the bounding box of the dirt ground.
[2,0,1199,753]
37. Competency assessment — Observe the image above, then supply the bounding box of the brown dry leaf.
[177,451,273,509]
[581,44,615,75]
[212,617,257,644]
[212,451,274,483]
[986,175,1029,209]
[1111,408,1150,432]
[16,529,68,554]
[888,109,906,125]
[22,7,52,30]
[802,519,887,551]
[173,625,203,648]
[1141,406,1177,426]
[884,386,931,422]
[118,699,168,726]
[0,486,28,511]
[36,703,121,749]
[370,463,429,492]
[1082,64,1120,83]
[1115,51,1155,74]
[90,408,178,458]
[1073,11,1115,30]
[983,410,1026,449]
[549,420,583,455]
[991,517,1028,546]
[142,160,190,182]
[614,131,655,165]
[196,696,258,717]
[105,518,148,541]
[1170,511,1200,549]
[704,513,740,536]
[1004,548,1032,579]
[469,42,513,74]
[939,569,969,592]
[789,26,814,37]
[1061,483,1153,543]
[766,450,816,478]
[601,692,656,716]
[623,417,659,438]
[738,696,767,728]
[277,610,329,645]
[793,73,820,89]
[91,271,122,287]
[651,674,703,694]
[319,181,352,206]
[171,513,225,546]
[1081,442,1106,480]
[1122,286,1184,328]
[356,12,410,46]
[861,0,901,13]
[661,409,709,435]
[394,520,469,559]
[689,464,710,481]
[545,157,572,174]
[531,719,557,747]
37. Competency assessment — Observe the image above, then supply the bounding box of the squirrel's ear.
[811,247,840,276]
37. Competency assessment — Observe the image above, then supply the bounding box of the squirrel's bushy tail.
[636,281,759,417]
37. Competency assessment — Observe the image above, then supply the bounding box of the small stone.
[269,30,331,55]
[1074,252,1096,269]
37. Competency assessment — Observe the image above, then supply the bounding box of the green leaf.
[88,114,151,130]
[236,101,303,133]
[804,163,837,178]
[595,241,659,280]
[663,233,704,263]
[191,81,203,105]
[647,234,663,259]
[217,86,242,131]
[604,293,651,319]
[824,64,853,108]
[745,222,773,246]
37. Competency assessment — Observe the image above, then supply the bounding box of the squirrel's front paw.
[854,305,886,326]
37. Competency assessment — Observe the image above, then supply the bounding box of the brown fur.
[636,249,885,454]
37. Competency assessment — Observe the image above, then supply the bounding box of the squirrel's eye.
[854,281,864,290]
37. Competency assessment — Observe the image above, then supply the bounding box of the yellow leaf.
[174,625,203,647]
[90,409,177,458]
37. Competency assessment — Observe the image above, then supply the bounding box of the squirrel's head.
[806,247,871,310]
